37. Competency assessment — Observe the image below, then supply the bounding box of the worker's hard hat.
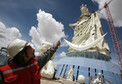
[7,39,29,59]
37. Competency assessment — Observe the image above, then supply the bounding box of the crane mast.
[104,2,122,78]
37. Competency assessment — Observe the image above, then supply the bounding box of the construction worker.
[0,39,61,84]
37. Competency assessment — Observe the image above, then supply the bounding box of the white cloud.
[92,0,122,27]
[29,9,66,50]
[0,22,21,48]
[29,26,41,50]
[60,51,66,58]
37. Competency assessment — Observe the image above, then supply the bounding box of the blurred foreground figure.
[39,41,56,79]
[0,39,60,84]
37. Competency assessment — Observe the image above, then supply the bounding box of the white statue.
[65,4,110,55]
[40,41,55,79]
[67,67,74,81]
[93,73,103,84]
[41,60,55,78]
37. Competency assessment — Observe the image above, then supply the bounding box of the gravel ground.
[41,77,79,84]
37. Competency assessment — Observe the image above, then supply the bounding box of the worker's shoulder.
[0,64,10,71]
[0,62,19,72]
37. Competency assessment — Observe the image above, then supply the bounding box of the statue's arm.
[69,23,77,27]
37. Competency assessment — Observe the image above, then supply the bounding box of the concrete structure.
[56,5,122,84]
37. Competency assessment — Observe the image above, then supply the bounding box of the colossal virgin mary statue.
[65,4,110,55]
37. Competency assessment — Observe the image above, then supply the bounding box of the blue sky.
[0,0,122,64]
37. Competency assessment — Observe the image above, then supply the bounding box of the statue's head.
[80,4,90,15]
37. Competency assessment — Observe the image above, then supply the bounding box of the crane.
[99,0,122,78]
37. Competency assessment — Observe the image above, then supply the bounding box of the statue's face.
[80,5,89,15]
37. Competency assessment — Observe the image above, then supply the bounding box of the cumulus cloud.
[60,51,66,58]
[29,9,66,51]
[92,0,122,27]
[0,22,21,48]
